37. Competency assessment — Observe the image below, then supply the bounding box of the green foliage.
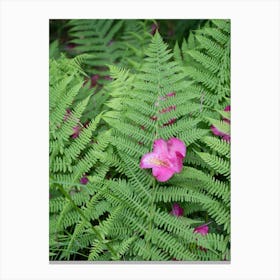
[67,19,123,79]
[49,19,230,261]
[175,19,230,109]
[120,20,154,70]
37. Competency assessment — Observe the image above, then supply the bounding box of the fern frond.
[67,19,124,80]
[179,20,230,111]
[196,152,230,177]
[120,20,153,70]
[202,136,230,158]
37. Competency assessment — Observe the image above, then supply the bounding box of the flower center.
[149,158,169,167]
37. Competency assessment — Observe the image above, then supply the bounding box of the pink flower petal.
[211,125,230,142]
[90,74,99,88]
[167,138,186,158]
[80,176,89,185]
[224,105,230,112]
[63,109,72,121]
[171,203,184,217]
[170,153,184,173]
[194,224,209,236]
[140,152,159,169]
[222,134,231,142]
[210,105,230,141]
[210,125,224,137]
[163,118,177,126]
[159,105,176,114]
[151,23,158,36]
[152,166,174,182]
[153,139,168,155]
[166,92,176,97]
[71,125,82,138]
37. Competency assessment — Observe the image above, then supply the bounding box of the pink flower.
[155,92,176,106]
[90,74,99,88]
[210,125,224,137]
[163,118,177,126]
[166,92,176,97]
[193,224,209,236]
[193,223,210,252]
[224,105,230,112]
[170,203,184,217]
[211,105,231,142]
[159,105,176,114]
[65,43,77,51]
[63,108,72,121]
[151,92,177,125]
[71,125,82,139]
[80,175,89,185]
[83,74,99,88]
[140,138,186,182]
[222,134,230,142]
[150,23,158,36]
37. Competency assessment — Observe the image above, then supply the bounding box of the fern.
[176,19,230,109]
[67,19,123,80]
[120,20,154,70]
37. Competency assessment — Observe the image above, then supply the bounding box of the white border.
[0,0,279,279]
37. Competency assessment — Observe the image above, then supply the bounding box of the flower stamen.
[149,158,169,167]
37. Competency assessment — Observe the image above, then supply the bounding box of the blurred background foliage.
[50,19,206,56]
